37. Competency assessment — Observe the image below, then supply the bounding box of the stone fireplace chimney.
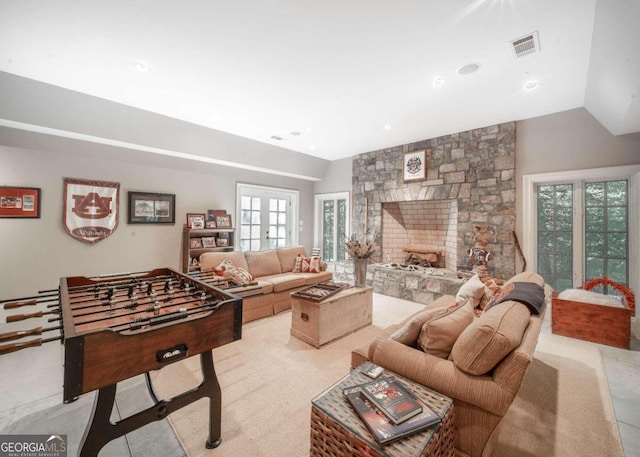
[352,122,516,280]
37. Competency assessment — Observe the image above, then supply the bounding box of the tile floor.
[0,299,639,456]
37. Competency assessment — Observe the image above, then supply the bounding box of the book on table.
[359,376,423,424]
[343,383,442,446]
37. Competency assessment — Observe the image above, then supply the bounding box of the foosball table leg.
[78,350,223,456]
[201,350,222,448]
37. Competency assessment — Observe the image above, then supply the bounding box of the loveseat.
[199,246,332,323]
[351,271,550,457]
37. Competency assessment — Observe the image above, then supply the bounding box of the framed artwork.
[216,214,232,228]
[207,209,226,221]
[216,238,229,247]
[202,237,216,248]
[187,213,206,229]
[403,150,426,182]
[127,191,175,224]
[205,220,217,228]
[190,238,203,249]
[0,187,41,218]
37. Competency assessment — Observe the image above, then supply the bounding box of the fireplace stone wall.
[352,122,517,280]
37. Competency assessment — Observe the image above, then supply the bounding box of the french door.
[314,192,350,262]
[524,166,638,295]
[236,184,298,251]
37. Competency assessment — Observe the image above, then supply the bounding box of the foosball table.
[0,267,242,457]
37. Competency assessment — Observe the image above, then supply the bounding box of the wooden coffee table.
[310,364,455,457]
[290,286,372,348]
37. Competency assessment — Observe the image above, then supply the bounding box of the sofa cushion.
[417,300,474,358]
[295,271,333,285]
[213,258,235,276]
[451,300,531,375]
[244,250,282,277]
[485,281,546,315]
[504,271,544,288]
[258,273,306,292]
[456,275,485,308]
[276,246,307,272]
[200,251,249,272]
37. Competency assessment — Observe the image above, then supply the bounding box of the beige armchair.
[362,272,549,457]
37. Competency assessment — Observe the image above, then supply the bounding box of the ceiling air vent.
[270,135,284,141]
[510,31,540,58]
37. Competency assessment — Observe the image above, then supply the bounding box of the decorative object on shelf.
[345,233,379,288]
[190,238,203,249]
[186,213,206,229]
[63,177,119,244]
[0,186,41,218]
[402,150,426,182]
[215,214,232,228]
[216,238,229,247]
[127,191,175,224]
[201,237,216,248]
[467,224,494,278]
[205,220,217,228]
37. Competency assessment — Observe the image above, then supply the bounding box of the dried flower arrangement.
[345,233,379,259]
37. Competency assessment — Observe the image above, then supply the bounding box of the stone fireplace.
[343,122,517,304]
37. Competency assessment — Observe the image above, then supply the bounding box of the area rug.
[2,375,186,457]
[151,296,624,457]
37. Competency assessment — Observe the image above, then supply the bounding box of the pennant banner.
[63,178,120,244]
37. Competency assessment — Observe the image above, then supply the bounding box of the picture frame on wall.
[0,186,41,218]
[187,213,206,229]
[127,191,176,224]
[403,150,426,182]
[216,214,232,228]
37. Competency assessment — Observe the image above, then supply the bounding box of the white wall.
[0,144,315,299]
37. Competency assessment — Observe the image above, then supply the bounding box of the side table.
[310,364,455,457]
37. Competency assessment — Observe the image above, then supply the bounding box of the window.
[314,192,349,262]
[236,184,299,251]
[524,166,639,296]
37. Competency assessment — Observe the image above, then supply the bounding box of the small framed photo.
[207,209,226,221]
[216,214,232,228]
[205,220,217,228]
[127,191,175,224]
[202,237,216,248]
[0,187,41,218]
[403,150,426,182]
[187,213,206,229]
[216,238,229,247]
[190,238,203,249]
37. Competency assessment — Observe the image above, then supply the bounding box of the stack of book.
[344,365,442,445]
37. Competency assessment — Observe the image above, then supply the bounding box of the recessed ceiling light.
[524,80,538,90]
[383,123,391,130]
[433,76,444,87]
[309,145,316,151]
[133,60,151,73]
[290,131,301,136]
[457,63,480,75]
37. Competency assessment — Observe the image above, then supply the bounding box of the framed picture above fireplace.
[403,150,426,182]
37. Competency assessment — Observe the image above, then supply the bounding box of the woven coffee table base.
[310,399,455,457]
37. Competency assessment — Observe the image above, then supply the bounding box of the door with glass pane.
[536,179,629,293]
[238,185,297,251]
[315,193,349,262]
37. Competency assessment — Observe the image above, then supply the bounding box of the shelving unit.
[182,224,235,273]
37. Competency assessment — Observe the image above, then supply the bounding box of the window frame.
[314,191,350,261]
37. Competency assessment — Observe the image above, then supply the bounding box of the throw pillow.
[416,299,474,358]
[223,266,253,286]
[292,255,304,273]
[214,258,235,276]
[456,275,486,309]
[300,256,321,273]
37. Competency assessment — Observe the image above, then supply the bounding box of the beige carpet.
[152,295,624,457]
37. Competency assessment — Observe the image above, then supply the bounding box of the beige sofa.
[199,246,332,323]
[351,272,550,457]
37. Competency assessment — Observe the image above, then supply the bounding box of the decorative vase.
[353,258,368,288]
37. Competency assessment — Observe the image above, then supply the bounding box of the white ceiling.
[1,0,638,161]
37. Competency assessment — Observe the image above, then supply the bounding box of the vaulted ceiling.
[1,0,638,161]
